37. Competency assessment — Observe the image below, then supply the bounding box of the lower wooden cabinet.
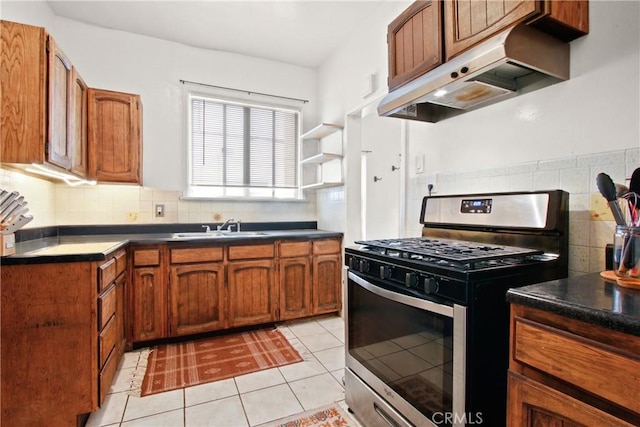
[128,237,342,345]
[169,262,225,336]
[312,240,342,314]
[228,258,278,327]
[130,245,167,342]
[0,249,127,426]
[279,241,312,320]
[508,304,640,426]
[508,371,633,427]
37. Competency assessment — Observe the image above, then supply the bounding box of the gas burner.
[355,237,543,265]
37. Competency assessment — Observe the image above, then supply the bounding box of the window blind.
[190,96,299,192]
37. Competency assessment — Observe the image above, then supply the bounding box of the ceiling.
[46,0,388,68]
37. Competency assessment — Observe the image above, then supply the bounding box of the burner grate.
[355,237,543,264]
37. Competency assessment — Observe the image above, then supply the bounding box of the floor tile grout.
[88,315,347,427]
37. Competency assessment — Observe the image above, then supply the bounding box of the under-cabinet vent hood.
[378,23,570,123]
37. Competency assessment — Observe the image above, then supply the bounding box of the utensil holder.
[613,226,640,277]
[1,232,15,256]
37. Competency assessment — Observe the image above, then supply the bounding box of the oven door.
[346,271,467,427]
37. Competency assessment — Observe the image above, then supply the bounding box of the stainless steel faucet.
[217,218,240,231]
[202,225,212,233]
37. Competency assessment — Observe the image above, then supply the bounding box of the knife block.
[1,233,15,256]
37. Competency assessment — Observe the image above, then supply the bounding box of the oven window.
[348,278,454,420]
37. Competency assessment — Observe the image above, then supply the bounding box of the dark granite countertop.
[0,222,343,265]
[506,272,640,337]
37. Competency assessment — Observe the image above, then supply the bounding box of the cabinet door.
[1,21,47,165]
[228,259,277,327]
[47,37,73,170]
[131,266,166,342]
[507,371,635,427]
[388,0,443,90]
[169,262,225,336]
[70,67,88,176]
[312,253,342,314]
[279,257,311,320]
[115,272,127,357]
[88,88,142,183]
[444,0,539,60]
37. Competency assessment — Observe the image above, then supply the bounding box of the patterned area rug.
[140,328,302,396]
[259,404,357,427]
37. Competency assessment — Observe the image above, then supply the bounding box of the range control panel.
[461,198,492,214]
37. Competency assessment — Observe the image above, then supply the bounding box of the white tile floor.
[86,315,358,427]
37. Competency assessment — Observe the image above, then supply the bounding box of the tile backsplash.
[406,148,640,277]
[0,168,317,228]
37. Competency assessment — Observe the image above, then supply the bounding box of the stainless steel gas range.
[344,190,569,427]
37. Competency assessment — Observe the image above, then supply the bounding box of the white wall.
[317,0,640,274]
[2,1,321,227]
[407,0,640,176]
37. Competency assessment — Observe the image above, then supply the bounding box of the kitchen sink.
[171,231,267,239]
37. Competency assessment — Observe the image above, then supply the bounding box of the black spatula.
[629,168,640,209]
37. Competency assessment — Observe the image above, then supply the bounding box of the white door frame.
[343,97,407,245]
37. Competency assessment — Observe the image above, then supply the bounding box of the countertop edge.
[1,229,343,265]
[506,274,640,337]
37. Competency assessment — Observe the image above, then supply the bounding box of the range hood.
[378,23,570,123]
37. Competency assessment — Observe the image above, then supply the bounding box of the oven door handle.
[348,271,454,318]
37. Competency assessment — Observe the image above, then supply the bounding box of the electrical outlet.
[127,212,139,222]
[155,204,165,218]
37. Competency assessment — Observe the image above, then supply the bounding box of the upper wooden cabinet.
[47,37,73,170]
[0,20,86,176]
[387,1,589,87]
[387,0,443,90]
[88,88,143,184]
[1,20,143,185]
[70,67,88,176]
[444,0,589,60]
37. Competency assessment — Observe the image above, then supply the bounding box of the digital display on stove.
[461,198,492,213]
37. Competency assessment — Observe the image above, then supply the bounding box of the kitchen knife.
[0,197,24,223]
[0,191,19,214]
[2,214,33,235]
[596,172,627,226]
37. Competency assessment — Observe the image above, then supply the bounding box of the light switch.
[415,153,424,174]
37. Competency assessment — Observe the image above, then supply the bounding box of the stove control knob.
[424,277,439,294]
[358,259,370,273]
[379,266,392,279]
[348,257,357,269]
[404,272,418,288]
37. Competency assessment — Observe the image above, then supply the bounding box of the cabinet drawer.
[98,284,116,331]
[98,258,116,291]
[228,244,274,260]
[133,248,160,266]
[171,247,223,264]
[115,250,127,277]
[513,317,640,414]
[99,316,116,368]
[99,349,117,406]
[280,241,311,258]
[313,239,341,255]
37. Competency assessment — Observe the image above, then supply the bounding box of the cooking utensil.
[1,214,33,234]
[629,167,640,207]
[596,172,626,226]
[616,183,629,198]
[0,191,19,214]
[2,205,29,227]
[0,197,25,223]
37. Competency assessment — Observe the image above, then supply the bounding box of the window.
[186,94,301,199]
